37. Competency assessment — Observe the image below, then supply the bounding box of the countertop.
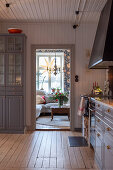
[91,97,113,108]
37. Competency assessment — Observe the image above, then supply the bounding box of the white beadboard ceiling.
[0,0,107,23]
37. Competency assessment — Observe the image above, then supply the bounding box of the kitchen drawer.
[95,130,103,168]
[104,134,113,170]
[104,105,113,115]
[95,115,104,130]
[103,121,113,138]
[95,101,103,113]
[104,107,113,122]
[103,115,113,129]
[95,110,103,120]
[95,127,103,141]
[95,124,104,136]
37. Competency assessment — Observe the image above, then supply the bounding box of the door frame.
[31,44,75,131]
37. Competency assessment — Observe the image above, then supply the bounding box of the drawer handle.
[98,104,100,107]
[97,133,100,137]
[107,109,111,113]
[106,127,111,131]
[97,119,100,122]
[107,145,111,150]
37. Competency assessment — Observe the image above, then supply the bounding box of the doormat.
[68,136,88,147]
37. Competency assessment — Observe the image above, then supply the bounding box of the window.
[36,52,64,93]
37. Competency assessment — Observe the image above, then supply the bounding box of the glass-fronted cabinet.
[0,34,26,133]
[0,54,5,86]
[7,53,22,86]
[0,37,5,52]
[7,36,23,52]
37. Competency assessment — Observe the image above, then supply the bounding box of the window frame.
[36,52,64,93]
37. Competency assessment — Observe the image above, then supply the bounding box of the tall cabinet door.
[0,96,5,129]
[6,53,23,87]
[6,96,24,131]
[7,36,23,52]
[0,54,5,94]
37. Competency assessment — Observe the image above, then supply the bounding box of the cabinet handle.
[107,145,111,150]
[98,104,100,107]
[97,119,100,122]
[97,133,100,137]
[107,109,111,113]
[106,127,111,131]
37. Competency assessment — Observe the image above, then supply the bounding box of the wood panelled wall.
[75,23,106,127]
[0,22,106,128]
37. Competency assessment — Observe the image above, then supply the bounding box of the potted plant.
[56,88,61,93]
[51,88,56,93]
[50,92,68,107]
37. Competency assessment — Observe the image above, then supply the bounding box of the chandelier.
[46,52,64,76]
[47,53,62,76]
[40,52,64,76]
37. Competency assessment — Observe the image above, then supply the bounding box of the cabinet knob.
[98,104,100,107]
[106,127,111,131]
[107,145,111,150]
[97,133,100,137]
[97,119,100,122]
[107,109,111,113]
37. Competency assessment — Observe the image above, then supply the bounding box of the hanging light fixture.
[52,52,61,76]
[41,51,64,76]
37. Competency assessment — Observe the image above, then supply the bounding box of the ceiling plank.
[0,0,108,23]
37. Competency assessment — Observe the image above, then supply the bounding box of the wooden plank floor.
[0,131,98,170]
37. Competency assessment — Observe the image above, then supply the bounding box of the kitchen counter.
[90,96,113,170]
[91,97,113,108]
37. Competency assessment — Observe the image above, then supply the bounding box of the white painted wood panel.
[0,22,106,128]
[0,0,107,23]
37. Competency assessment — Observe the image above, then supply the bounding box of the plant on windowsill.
[49,92,68,107]
[51,88,56,93]
[56,88,61,93]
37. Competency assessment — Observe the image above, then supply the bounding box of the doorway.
[36,49,70,130]
[31,45,75,131]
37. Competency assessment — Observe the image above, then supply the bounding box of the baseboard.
[74,128,82,132]
[26,124,36,131]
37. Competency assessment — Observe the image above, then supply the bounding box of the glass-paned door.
[7,54,22,86]
[7,37,23,52]
[15,37,22,51]
[0,54,5,85]
[0,37,5,52]
[7,37,15,52]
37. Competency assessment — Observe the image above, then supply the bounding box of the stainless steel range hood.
[88,0,113,69]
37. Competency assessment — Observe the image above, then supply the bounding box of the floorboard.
[0,131,98,170]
